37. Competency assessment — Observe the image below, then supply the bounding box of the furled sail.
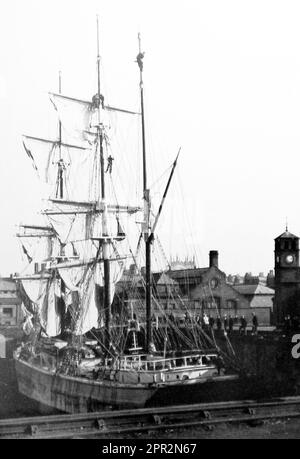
[22,278,49,308]
[41,278,61,337]
[45,202,99,245]
[58,266,85,292]
[74,265,99,335]
[22,135,93,201]
[72,248,125,336]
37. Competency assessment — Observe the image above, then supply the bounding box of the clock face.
[285,254,294,264]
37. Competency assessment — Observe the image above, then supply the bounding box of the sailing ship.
[14,21,241,413]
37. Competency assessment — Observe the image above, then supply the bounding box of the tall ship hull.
[15,357,156,411]
[15,353,240,412]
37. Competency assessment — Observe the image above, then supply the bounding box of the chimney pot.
[209,250,219,268]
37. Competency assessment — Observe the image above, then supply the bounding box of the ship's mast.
[97,16,111,352]
[57,71,64,199]
[137,34,152,352]
[57,71,67,334]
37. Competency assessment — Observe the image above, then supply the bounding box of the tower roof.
[275,230,299,240]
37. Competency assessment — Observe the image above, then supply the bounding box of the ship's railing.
[109,353,218,372]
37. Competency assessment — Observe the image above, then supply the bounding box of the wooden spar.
[49,199,141,213]
[23,135,88,151]
[149,149,180,238]
[14,276,51,280]
[105,105,140,115]
[96,16,111,352]
[43,210,93,215]
[20,224,54,231]
[14,257,127,279]
[49,92,140,115]
[137,34,152,352]
[49,92,92,106]
[17,233,54,238]
[49,255,127,270]
[17,224,56,238]
[49,199,97,208]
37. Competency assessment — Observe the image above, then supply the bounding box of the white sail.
[41,279,61,337]
[23,136,56,184]
[97,254,125,305]
[49,93,96,144]
[23,135,93,202]
[58,266,85,292]
[46,204,99,245]
[22,278,49,306]
[74,266,98,335]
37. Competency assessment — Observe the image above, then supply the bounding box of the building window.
[210,278,219,289]
[226,300,237,309]
[203,298,220,310]
[2,307,13,317]
[194,301,201,310]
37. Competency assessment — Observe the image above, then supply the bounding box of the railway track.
[1,396,300,438]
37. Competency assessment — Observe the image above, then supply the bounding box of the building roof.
[153,272,178,286]
[275,230,298,240]
[233,284,274,295]
[0,278,17,292]
[249,295,274,309]
[118,273,143,283]
[167,268,209,279]
[0,298,21,305]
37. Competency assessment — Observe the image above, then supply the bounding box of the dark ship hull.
[15,355,242,413]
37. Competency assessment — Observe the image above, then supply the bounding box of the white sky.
[0,0,299,276]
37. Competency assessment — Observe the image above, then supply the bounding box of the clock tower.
[274,228,300,325]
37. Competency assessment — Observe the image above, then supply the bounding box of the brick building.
[0,277,24,357]
[0,278,22,327]
[116,251,274,325]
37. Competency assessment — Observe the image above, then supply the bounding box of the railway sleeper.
[95,419,107,431]
[199,410,211,419]
[152,414,163,425]
[27,424,39,436]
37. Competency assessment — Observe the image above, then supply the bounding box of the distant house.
[0,277,24,358]
[0,278,23,327]
[167,252,249,319]
[232,283,274,324]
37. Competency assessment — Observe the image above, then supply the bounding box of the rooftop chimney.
[209,250,219,268]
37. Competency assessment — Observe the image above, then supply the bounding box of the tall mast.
[57,72,64,253]
[97,15,105,200]
[97,16,111,352]
[137,34,152,352]
[57,71,64,199]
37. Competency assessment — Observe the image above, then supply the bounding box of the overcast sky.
[0,0,299,277]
